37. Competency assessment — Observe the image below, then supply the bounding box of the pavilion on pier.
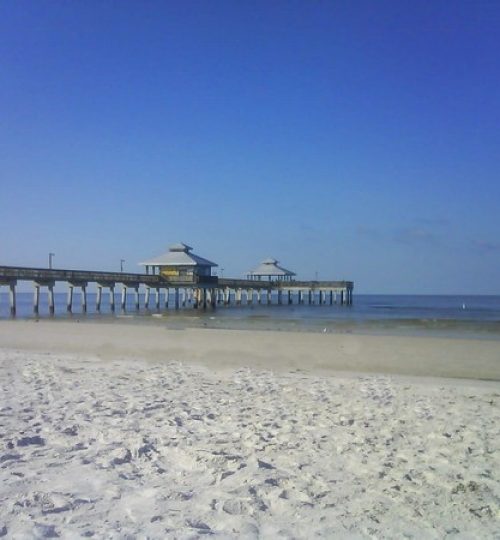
[139,243,217,281]
[247,258,296,282]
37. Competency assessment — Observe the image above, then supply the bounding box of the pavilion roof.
[140,243,217,267]
[249,258,296,277]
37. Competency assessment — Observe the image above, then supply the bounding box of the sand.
[0,320,499,380]
[0,320,499,538]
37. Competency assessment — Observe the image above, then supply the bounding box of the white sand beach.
[0,320,499,538]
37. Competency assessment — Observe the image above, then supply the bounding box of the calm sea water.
[1,291,500,338]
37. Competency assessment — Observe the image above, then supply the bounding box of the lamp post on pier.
[49,253,55,269]
[120,259,125,273]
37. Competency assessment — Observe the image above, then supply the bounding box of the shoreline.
[3,308,500,344]
[0,319,499,381]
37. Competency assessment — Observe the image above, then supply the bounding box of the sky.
[1,1,499,294]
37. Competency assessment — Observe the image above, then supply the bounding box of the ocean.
[1,291,500,338]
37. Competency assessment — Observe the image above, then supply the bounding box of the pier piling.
[96,286,102,311]
[67,285,73,312]
[34,285,40,314]
[121,286,127,310]
[9,281,17,316]
[134,286,140,310]
[110,285,115,312]
[48,284,55,315]
[81,285,87,313]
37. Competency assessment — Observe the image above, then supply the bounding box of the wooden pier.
[0,265,353,316]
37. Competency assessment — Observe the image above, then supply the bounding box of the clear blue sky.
[1,1,499,293]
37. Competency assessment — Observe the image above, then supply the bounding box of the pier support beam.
[298,290,303,304]
[98,282,116,313]
[236,289,242,305]
[9,281,17,317]
[66,286,73,313]
[197,288,207,309]
[68,281,87,313]
[48,284,55,315]
[34,280,55,315]
[308,289,313,304]
[174,288,179,310]
[121,286,127,310]
[277,290,282,305]
[96,286,102,312]
[164,289,169,309]
[288,290,292,304]
[267,289,271,304]
[34,285,40,314]
[145,287,151,309]
[134,286,140,310]
[155,288,160,310]
[81,285,87,313]
[257,289,262,304]
[110,285,115,312]
[223,288,230,305]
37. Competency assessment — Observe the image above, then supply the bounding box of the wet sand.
[0,319,499,380]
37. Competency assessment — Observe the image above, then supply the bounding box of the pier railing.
[0,265,160,286]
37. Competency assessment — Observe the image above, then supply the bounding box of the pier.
[0,265,353,316]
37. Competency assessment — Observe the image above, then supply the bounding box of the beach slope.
[0,321,499,537]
